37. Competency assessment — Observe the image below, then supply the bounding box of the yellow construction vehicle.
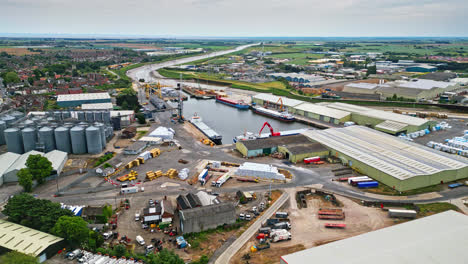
[127,170,138,181]
[201,138,215,147]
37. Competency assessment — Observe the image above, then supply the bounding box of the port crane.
[145,81,170,99]
[258,122,280,137]
[276,98,284,111]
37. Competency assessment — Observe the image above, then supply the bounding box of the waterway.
[170,97,310,144]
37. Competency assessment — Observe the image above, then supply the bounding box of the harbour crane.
[258,122,280,137]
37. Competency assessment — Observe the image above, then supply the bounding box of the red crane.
[259,122,280,137]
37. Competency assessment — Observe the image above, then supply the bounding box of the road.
[126,43,259,86]
[214,192,290,264]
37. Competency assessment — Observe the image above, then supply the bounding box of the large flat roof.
[323,102,428,126]
[253,93,303,108]
[3,150,67,174]
[281,210,468,264]
[81,102,113,110]
[394,79,456,90]
[57,92,110,102]
[295,102,350,119]
[0,220,64,256]
[303,126,468,180]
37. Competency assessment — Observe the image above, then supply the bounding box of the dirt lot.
[232,192,395,264]
[0,47,40,55]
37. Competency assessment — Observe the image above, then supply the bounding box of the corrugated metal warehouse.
[303,126,468,191]
[0,220,65,262]
[321,102,434,134]
[57,92,111,107]
[235,134,323,162]
[251,93,433,131]
[179,202,236,234]
[0,150,68,186]
[281,210,468,264]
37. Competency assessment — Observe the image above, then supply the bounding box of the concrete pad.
[161,182,180,188]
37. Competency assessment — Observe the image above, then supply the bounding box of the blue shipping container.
[357,181,379,188]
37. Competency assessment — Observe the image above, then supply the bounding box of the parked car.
[136,235,145,246]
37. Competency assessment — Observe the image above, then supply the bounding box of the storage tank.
[22,127,37,152]
[54,111,62,121]
[54,126,72,153]
[24,119,35,126]
[62,111,71,120]
[70,126,87,154]
[77,111,86,121]
[2,115,16,127]
[103,111,111,123]
[38,126,56,152]
[94,123,106,149]
[78,122,89,128]
[5,127,24,154]
[0,121,6,144]
[11,111,24,120]
[94,111,103,122]
[85,112,94,122]
[86,126,102,154]
[64,122,74,128]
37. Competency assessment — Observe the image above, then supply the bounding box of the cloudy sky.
[1,0,467,37]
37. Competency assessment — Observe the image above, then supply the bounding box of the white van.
[136,235,145,246]
[135,213,140,221]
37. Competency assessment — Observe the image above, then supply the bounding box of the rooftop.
[81,102,114,110]
[253,93,303,108]
[4,150,44,174]
[179,202,235,220]
[295,102,351,119]
[375,120,408,132]
[395,79,456,90]
[0,220,64,256]
[281,211,468,264]
[44,150,68,171]
[303,126,468,180]
[345,82,379,89]
[239,134,312,150]
[57,92,110,102]
[0,152,21,177]
[285,142,328,155]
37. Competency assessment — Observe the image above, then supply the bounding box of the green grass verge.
[364,183,444,196]
[416,202,460,217]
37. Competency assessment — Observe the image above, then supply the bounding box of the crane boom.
[276,98,284,111]
[259,122,280,137]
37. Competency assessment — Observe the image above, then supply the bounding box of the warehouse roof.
[285,143,328,155]
[395,79,456,90]
[253,93,303,107]
[303,126,468,180]
[179,202,235,220]
[81,102,114,110]
[281,210,468,264]
[323,102,428,126]
[57,92,110,102]
[375,120,408,132]
[0,220,64,256]
[419,72,457,81]
[239,134,312,150]
[345,83,379,89]
[295,102,350,119]
[4,150,44,174]
[0,152,21,176]
[44,150,68,171]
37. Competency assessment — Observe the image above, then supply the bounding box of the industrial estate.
[0,35,468,264]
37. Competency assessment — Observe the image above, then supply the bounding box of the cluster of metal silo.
[52,110,111,124]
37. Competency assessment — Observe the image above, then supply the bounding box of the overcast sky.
[1,0,467,37]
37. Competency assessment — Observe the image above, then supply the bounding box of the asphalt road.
[214,192,290,264]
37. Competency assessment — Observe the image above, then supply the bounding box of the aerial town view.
[0,1,467,264]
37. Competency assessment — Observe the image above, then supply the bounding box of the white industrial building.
[303,126,468,191]
[235,162,285,181]
[81,102,114,110]
[281,210,468,264]
[0,150,68,186]
[57,92,111,107]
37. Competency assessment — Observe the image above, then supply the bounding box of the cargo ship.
[190,114,223,145]
[251,106,295,122]
[215,96,250,110]
[233,128,309,143]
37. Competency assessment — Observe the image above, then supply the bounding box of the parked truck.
[215,172,231,187]
[270,229,291,243]
[273,222,291,230]
[388,209,417,219]
[275,212,288,218]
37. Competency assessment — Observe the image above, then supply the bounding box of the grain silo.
[11,111,24,120]
[94,111,103,122]
[85,111,94,122]
[4,127,24,154]
[0,121,6,145]
[24,119,35,127]
[70,126,87,154]
[77,111,85,121]
[94,123,106,149]
[54,111,62,121]
[86,126,102,154]
[55,126,72,153]
[38,126,56,152]
[2,115,16,127]
[62,111,71,120]
[103,111,111,123]
[22,127,37,152]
